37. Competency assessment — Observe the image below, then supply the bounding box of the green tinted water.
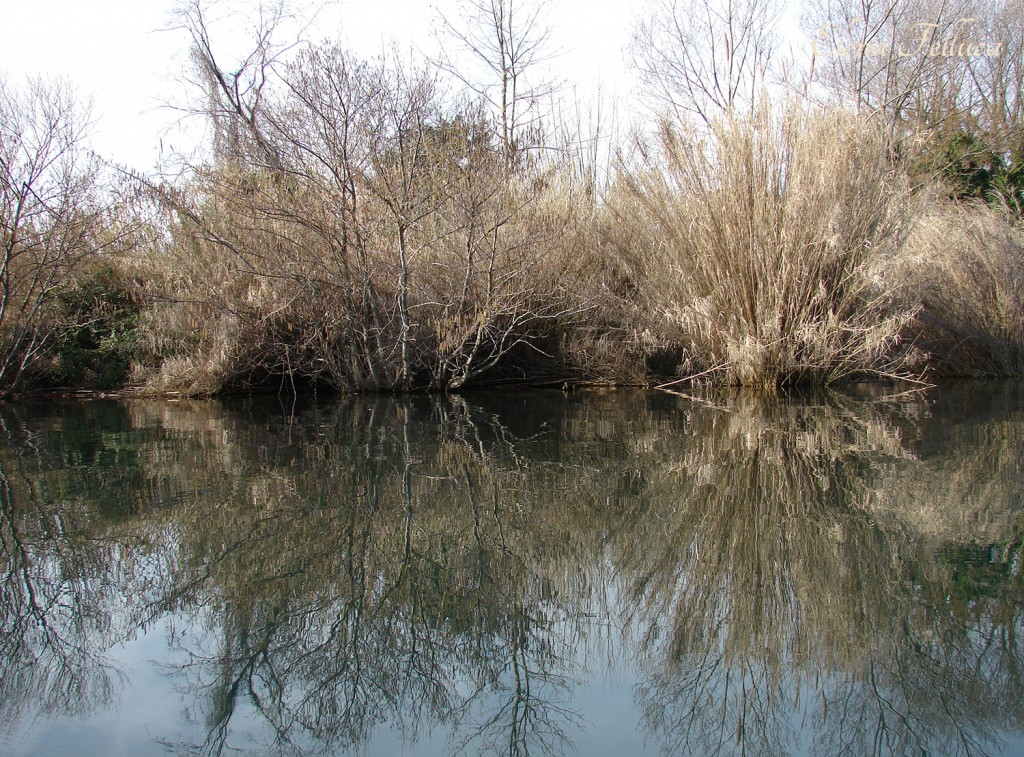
[1,387,1022,756]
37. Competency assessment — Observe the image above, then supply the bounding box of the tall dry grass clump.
[607,108,920,388]
[895,200,1024,376]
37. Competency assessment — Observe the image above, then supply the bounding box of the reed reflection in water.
[0,386,1021,756]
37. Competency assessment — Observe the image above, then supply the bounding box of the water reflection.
[0,403,133,731]
[143,397,595,756]
[0,387,1022,756]
[614,390,1024,756]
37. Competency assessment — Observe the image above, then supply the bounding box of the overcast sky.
[0,0,655,172]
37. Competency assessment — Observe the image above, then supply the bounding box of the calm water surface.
[1,386,1022,756]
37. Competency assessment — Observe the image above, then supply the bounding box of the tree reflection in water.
[0,386,1021,756]
[615,390,1024,756]
[137,395,594,756]
[0,403,132,731]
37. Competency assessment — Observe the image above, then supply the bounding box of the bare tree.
[630,0,784,125]
[436,0,559,169]
[416,103,579,389]
[964,0,1024,150]
[154,0,581,393]
[169,0,300,166]
[801,0,1022,207]
[801,0,975,125]
[0,76,112,391]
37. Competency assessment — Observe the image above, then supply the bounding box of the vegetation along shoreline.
[2,0,1022,398]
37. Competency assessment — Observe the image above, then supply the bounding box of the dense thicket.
[2,0,1024,395]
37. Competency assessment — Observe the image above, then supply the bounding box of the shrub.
[141,44,591,395]
[914,127,1024,214]
[34,260,144,390]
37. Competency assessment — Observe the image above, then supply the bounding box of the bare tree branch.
[630,0,783,126]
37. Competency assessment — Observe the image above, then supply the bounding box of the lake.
[1,386,1022,756]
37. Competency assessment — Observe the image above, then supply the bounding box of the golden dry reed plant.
[607,107,922,389]
[894,199,1024,377]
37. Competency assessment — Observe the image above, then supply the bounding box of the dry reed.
[607,107,920,388]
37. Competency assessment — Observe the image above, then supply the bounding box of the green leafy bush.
[36,261,143,390]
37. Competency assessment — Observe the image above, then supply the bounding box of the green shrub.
[35,261,143,390]
[917,128,1024,216]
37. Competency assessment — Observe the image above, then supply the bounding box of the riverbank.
[14,117,1023,399]
[3,3,1021,397]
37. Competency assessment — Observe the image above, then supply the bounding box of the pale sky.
[0,0,647,172]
